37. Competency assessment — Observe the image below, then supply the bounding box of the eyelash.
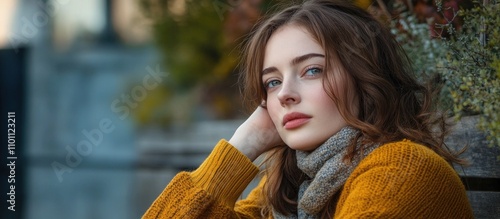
[263,66,323,90]
[264,79,281,89]
[303,66,323,77]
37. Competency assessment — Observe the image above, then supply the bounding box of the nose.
[277,78,300,106]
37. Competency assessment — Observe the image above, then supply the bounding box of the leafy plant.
[391,0,499,148]
[436,0,500,147]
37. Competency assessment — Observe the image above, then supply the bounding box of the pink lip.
[282,112,312,129]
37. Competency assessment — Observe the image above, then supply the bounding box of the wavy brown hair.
[239,0,462,217]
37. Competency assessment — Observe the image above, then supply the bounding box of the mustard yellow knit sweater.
[142,139,473,218]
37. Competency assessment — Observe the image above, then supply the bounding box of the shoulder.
[360,139,449,170]
[336,140,472,218]
[352,139,459,185]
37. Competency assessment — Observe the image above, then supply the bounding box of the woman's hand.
[229,106,284,161]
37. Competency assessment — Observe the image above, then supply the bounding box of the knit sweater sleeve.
[142,139,263,219]
[334,140,474,219]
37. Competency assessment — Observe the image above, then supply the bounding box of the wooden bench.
[447,116,500,219]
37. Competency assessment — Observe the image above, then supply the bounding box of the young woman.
[142,0,474,218]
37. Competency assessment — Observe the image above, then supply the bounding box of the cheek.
[315,87,343,120]
[266,95,282,128]
[312,85,335,106]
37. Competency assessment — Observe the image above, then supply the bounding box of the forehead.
[263,25,324,68]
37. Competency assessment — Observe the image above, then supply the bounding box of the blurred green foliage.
[391,13,445,81]
[390,9,455,114]
[140,0,230,90]
[136,0,249,124]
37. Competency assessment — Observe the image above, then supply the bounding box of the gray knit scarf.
[273,126,379,219]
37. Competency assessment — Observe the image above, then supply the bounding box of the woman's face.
[262,25,349,151]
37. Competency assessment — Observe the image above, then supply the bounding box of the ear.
[260,100,268,109]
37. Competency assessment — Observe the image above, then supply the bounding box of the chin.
[284,138,321,152]
[282,131,335,151]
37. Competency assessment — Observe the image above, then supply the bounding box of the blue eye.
[304,67,322,76]
[265,80,281,89]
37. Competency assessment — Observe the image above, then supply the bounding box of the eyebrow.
[262,53,325,75]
